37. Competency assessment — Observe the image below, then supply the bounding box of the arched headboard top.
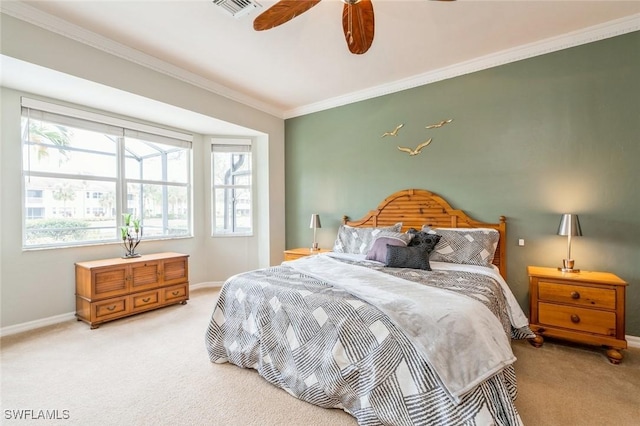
[342,189,507,279]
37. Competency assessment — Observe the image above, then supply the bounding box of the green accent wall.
[285,32,640,336]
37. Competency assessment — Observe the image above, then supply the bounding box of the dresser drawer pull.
[107,305,117,311]
[571,314,581,323]
[571,291,580,300]
[172,290,180,296]
[142,297,151,303]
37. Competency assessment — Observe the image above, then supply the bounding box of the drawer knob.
[172,291,180,296]
[571,314,581,323]
[571,291,580,300]
[142,297,151,303]
[107,305,116,311]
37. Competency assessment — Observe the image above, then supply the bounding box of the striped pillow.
[333,223,402,255]
[423,227,499,268]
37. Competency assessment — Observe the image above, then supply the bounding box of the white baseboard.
[0,312,77,338]
[627,335,640,349]
[190,281,224,290]
[0,281,224,338]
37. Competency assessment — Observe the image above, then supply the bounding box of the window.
[21,97,192,249]
[211,140,252,236]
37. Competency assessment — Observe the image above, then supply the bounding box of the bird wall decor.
[397,138,432,156]
[426,119,453,129]
[380,117,453,157]
[381,124,404,138]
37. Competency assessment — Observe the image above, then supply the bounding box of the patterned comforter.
[205,254,534,425]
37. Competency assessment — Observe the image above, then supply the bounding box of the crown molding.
[0,0,284,119]
[284,14,640,119]
[2,2,638,121]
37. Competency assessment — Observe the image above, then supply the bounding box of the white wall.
[0,14,286,330]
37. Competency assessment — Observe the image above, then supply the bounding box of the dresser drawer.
[538,302,616,336]
[538,281,615,309]
[131,290,160,312]
[94,296,129,320]
[162,284,188,303]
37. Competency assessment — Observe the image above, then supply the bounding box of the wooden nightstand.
[527,266,627,364]
[284,247,331,261]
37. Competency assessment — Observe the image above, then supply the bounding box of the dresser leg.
[528,334,544,348]
[606,348,623,364]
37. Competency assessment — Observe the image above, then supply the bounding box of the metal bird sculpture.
[397,138,432,156]
[381,124,404,138]
[425,119,453,129]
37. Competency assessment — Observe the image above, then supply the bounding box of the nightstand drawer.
[538,281,615,309]
[539,302,616,336]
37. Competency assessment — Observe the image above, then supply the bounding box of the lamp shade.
[557,214,582,237]
[309,214,321,229]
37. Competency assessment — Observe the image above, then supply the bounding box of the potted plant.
[121,213,142,258]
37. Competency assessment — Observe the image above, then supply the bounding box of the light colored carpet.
[1,286,639,425]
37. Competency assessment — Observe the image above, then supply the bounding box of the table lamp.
[557,213,582,272]
[309,214,321,251]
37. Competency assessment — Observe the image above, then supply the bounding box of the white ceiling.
[2,0,640,122]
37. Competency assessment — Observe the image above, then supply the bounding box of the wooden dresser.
[527,266,627,363]
[76,252,189,329]
[283,247,331,261]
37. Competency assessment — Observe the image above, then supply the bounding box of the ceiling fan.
[253,0,454,55]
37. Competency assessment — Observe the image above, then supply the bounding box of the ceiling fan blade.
[254,0,322,31]
[342,0,375,55]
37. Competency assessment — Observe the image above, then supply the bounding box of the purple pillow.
[366,236,408,263]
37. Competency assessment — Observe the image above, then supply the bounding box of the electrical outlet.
[518,239,525,246]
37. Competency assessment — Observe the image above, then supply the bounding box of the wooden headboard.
[342,189,507,279]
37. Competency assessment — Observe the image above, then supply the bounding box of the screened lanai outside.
[124,133,191,239]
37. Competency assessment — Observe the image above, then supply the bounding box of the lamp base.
[558,259,579,273]
[311,242,319,251]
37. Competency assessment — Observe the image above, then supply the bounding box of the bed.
[206,189,534,425]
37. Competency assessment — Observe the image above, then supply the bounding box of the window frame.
[211,138,254,237]
[21,97,193,250]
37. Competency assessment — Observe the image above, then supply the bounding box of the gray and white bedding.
[205,253,534,425]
